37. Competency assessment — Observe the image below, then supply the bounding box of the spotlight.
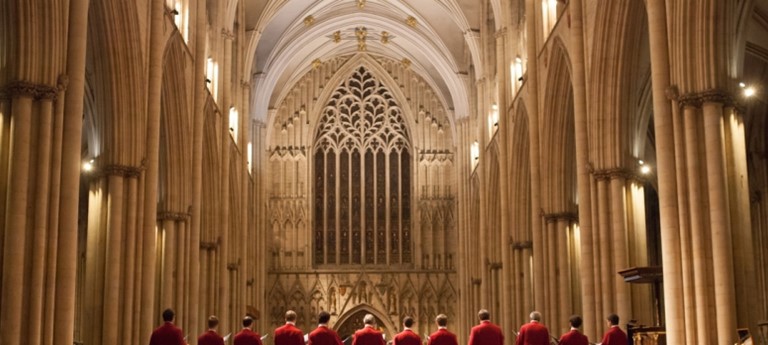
[744,87,756,98]
[82,159,94,172]
[640,165,651,175]
[739,82,746,88]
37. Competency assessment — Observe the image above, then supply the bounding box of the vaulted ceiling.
[244,0,488,123]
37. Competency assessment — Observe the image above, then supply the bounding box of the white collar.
[404,327,412,331]
[570,328,579,331]
[286,322,296,326]
[611,325,620,328]
[318,324,328,328]
[365,325,375,329]
[438,326,447,330]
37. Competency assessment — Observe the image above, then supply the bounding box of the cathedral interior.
[1,0,768,344]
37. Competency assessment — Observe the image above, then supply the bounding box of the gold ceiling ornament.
[303,15,315,26]
[356,27,368,51]
[406,16,418,27]
[357,0,365,9]
[380,31,390,44]
[312,58,322,69]
[401,58,411,69]
[333,31,342,43]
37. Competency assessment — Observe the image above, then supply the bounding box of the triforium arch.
[537,37,579,335]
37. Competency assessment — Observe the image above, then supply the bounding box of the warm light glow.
[640,165,651,174]
[206,57,219,100]
[470,141,480,168]
[82,159,94,172]
[247,142,253,173]
[229,107,239,140]
[744,87,756,97]
[739,82,746,88]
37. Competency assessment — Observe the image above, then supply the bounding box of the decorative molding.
[2,81,58,100]
[405,16,418,27]
[665,85,679,101]
[221,29,235,40]
[269,146,307,161]
[200,240,218,250]
[592,167,645,183]
[542,212,579,223]
[57,74,69,92]
[512,241,533,250]
[678,89,735,108]
[418,150,453,165]
[303,15,316,26]
[97,164,143,178]
[157,211,192,221]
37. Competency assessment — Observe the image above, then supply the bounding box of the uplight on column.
[247,142,253,174]
[470,141,480,170]
[488,103,499,137]
[639,160,652,175]
[229,107,239,140]
[82,159,95,172]
[206,57,219,100]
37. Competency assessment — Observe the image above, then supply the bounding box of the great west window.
[313,66,412,266]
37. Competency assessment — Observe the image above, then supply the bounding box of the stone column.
[645,0,685,342]
[702,98,737,344]
[557,217,571,334]
[1,87,35,345]
[609,175,631,328]
[162,218,177,308]
[189,0,209,337]
[140,0,167,337]
[55,2,89,341]
[682,102,711,343]
[27,96,55,345]
[596,177,613,317]
[524,0,545,315]
[567,0,597,337]
[102,173,125,345]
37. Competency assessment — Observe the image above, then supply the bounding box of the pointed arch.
[541,38,577,212]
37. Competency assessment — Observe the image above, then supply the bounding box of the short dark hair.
[286,310,298,322]
[243,316,254,327]
[435,314,448,327]
[403,316,414,328]
[162,309,175,322]
[569,315,583,329]
[478,309,490,321]
[606,314,619,326]
[208,315,219,329]
[318,311,331,324]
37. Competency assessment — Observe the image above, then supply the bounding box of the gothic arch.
[309,54,417,135]
[541,38,577,213]
[588,0,650,168]
[334,303,397,339]
[159,36,193,213]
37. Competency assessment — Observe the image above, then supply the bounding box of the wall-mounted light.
[639,160,651,175]
[247,142,253,173]
[744,87,756,98]
[229,107,239,140]
[170,8,179,15]
[82,159,95,172]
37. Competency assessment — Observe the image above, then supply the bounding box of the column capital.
[102,164,143,178]
[592,167,646,183]
[157,211,192,221]
[679,89,735,108]
[1,81,58,100]
[221,28,235,40]
[542,212,579,224]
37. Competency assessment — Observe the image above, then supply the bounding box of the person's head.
[403,316,414,328]
[606,314,619,326]
[162,308,175,322]
[529,311,541,322]
[286,310,298,322]
[568,315,583,329]
[318,311,331,324]
[243,316,254,328]
[208,316,219,329]
[363,314,376,326]
[478,309,490,321]
[435,314,448,327]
